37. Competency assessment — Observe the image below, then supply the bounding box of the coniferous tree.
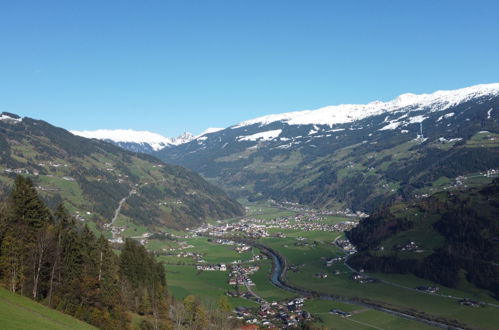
[0,176,172,329]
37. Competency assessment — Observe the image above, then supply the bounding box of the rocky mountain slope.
[0,113,243,230]
[156,83,499,212]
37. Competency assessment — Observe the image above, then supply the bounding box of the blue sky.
[1,0,498,136]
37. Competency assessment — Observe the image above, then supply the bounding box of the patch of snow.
[401,130,409,134]
[437,112,455,122]
[438,137,463,143]
[407,115,427,124]
[487,108,493,119]
[0,114,22,123]
[237,129,282,142]
[196,127,224,137]
[197,136,208,141]
[233,83,499,128]
[275,144,292,149]
[309,129,318,135]
[380,122,402,131]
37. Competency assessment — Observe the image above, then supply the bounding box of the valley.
[1,84,499,329]
[116,201,498,329]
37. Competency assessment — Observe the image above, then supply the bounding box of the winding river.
[259,244,466,330]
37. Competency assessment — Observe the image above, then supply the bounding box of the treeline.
[0,176,170,329]
[347,178,499,299]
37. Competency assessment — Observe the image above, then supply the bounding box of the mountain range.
[45,83,499,214]
[153,83,499,212]
[0,112,243,230]
[71,127,225,154]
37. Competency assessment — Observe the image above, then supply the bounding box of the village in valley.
[97,201,497,329]
[107,205,369,328]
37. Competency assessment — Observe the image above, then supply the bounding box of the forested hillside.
[346,178,499,298]
[0,113,243,230]
[0,176,170,329]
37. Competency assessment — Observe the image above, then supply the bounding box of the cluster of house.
[235,244,252,253]
[172,251,203,262]
[325,256,345,267]
[193,210,360,242]
[245,216,358,233]
[39,161,69,168]
[458,298,484,307]
[228,264,259,286]
[102,223,126,244]
[196,263,227,271]
[351,272,376,284]
[4,167,34,175]
[213,238,236,245]
[486,168,498,177]
[194,222,270,239]
[394,241,420,252]
[335,239,357,253]
[73,210,93,222]
[269,200,369,218]
[330,309,351,317]
[158,200,182,206]
[170,241,194,251]
[234,298,312,328]
[416,286,439,294]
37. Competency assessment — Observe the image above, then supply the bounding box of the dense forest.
[347,178,499,298]
[0,176,169,328]
[0,176,239,329]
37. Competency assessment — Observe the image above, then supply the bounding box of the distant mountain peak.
[71,129,195,151]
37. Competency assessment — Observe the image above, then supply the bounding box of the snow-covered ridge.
[234,83,499,128]
[197,127,224,137]
[71,129,194,151]
[237,129,282,142]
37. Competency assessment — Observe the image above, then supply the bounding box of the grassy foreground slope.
[0,288,96,330]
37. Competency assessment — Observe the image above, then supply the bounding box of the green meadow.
[258,226,499,329]
[0,288,96,330]
[304,299,435,330]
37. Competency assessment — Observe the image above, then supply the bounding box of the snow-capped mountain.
[233,83,499,129]
[156,83,499,212]
[71,129,196,153]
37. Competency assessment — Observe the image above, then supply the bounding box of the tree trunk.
[98,250,103,282]
[48,229,62,307]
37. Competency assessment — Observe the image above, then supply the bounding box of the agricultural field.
[304,299,435,330]
[258,223,499,329]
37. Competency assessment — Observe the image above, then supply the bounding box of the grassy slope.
[0,288,96,330]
